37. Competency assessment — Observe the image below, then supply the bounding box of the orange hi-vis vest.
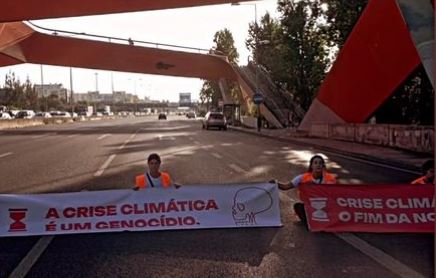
[300,171,337,185]
[411,176,431,185]
[296,171,336,200]
[135,172,171,188]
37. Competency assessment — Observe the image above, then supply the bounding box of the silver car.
[202,112,227,130]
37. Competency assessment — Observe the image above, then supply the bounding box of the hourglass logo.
[9,208,28,232]
[309,198,329,222]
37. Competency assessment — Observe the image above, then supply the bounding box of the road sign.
[253,93,264,105]
[218,100,224,107]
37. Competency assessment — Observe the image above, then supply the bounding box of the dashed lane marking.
[211,153,223,159]
[0,152,13,158]
[8,236,54,278]
[31,133,53,139]
[67,134,77,138]
[228,163,245,173]
[94,154,116,177]
[97,134,111,140]
[335,233,425,278]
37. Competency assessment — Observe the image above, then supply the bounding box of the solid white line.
[211,153,223,159]
[8,236,54,278]
[335,233,425,278]
[229,163,245,173]
[97,134,110,140]
[0,152,13,158]
[329,152,420,175]
[94,154,116,177]
[31,134,49,139]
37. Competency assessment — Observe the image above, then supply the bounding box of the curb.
[229,126,423,173]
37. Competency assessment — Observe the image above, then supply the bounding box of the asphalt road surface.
[0,116,433,278]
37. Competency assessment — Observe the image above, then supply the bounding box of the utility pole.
[40,65,47,112]
[95,72,99,92]
[69,67,74,114]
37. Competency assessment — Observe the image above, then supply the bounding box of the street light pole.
[69,67,74,114]
[40,64,47,112]
[95,72,99,92]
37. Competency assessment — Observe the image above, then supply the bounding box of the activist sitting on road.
[271,155,337,224]
[411,159,434,185]
[133,153,181,190]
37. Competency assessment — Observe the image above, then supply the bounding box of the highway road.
[0,116,433,278]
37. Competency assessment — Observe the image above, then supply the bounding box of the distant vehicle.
[16,110,35,119]
[158,113,167,120]
[186,111,196,119]
[34,112,52,118]
[202,112,227,130]
[0,112,12,120]
[50,111,71,118]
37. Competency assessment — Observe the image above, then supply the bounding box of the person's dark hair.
[147,153,161,163]
[308,155,326,172]
[422,159,434,174]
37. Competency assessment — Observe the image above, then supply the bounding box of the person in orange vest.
[271,155,337,224]
[133,153,180,190]
[411,159,434,185]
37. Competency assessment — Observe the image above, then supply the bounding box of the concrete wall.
[310,123,433,154]
[241,116,257,129]
[0,117,82,130]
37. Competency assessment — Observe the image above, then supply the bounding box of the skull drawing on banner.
[232,187,273,226]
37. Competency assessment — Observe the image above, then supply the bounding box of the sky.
[0,0,279,102]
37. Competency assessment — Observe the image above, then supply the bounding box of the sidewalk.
[229,126,433,173]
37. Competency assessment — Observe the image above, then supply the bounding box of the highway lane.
[0,116,433,277]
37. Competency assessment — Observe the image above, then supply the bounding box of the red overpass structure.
[0,0,433,130]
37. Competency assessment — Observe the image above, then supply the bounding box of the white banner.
[0,183,281,237]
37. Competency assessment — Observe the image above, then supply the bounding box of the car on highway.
[186,111,196,119]
[34,112,52,118]
[202,111,227,130]
[16,110,35,119]
[0,112,12,120]
[158,113,167,120]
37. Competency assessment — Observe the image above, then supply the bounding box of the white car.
[0,112,12,120]
[34,112,52,118]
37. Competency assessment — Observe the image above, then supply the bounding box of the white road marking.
[327,152,421,175]
[31,134,51,139]
[94,154,116,176]
[211,153,223,159]
[9,236,54,278]
[0,152,13,158]
[229,163,245,173]
[97,134,111,140]
[336,233,425,278]
[67,134,77,138]
[193,141,200,145]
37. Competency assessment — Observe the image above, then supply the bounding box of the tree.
[212,28,239,63]
[320,0,369,50]
[200,29,241,109]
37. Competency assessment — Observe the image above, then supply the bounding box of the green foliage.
[201,29,241,109]
[320,0,369,50]
[213,28,239,63]
[246,0,330,111]
[373,65,434,125]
